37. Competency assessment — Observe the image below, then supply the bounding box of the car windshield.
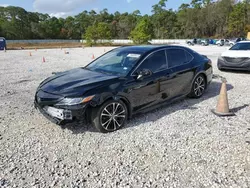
[85,50,142,76]
[230,43,250,50]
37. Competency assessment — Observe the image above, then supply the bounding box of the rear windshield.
[230,43,250,50]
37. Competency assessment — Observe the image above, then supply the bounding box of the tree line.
[0,0,249,44]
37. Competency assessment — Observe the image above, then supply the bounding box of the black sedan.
[34,45,213,133]
[218,41,250,71]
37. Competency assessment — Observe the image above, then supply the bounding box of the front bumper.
[217,58,250,71]
[34,100,88,125]
[34,90,88,125]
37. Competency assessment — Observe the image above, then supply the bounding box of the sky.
[0,0,191,18]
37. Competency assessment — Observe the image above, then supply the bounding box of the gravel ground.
[0,45,250,188]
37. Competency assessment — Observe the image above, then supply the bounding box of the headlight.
[56,95,95,106]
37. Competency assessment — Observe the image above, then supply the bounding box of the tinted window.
[166,49,192,68]
[137,50,167,73]
[185,51,193,62]
[230,43,250,50]
[86,50,142,76]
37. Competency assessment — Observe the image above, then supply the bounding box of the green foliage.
[228,2,248,36]
[0,0,250,40]
[85,25,98,45]
[85,22,111,46]
[97,22,112,39]
[130,17,153,44]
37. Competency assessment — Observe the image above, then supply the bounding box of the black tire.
[217,64,224,71]
[188,74,207,98]
[218,67,224,71]
[91,100,128,133]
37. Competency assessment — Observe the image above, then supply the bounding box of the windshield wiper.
[83,67,95,72]
[94,69,113,75]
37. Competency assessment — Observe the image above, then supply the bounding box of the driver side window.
[136,50,167,73]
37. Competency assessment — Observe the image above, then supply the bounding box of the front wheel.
[188,75,207,98]
[91,100,128,133]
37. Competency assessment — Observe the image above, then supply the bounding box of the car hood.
[222,50,250,58]
[39,68,119,96]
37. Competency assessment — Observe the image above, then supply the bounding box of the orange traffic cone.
[211,79,235,116]
[42,57,46,63]
[92,54,95,59]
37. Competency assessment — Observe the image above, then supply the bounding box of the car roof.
[115,45,187,53]
[117,45,164,52]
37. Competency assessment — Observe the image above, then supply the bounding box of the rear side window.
[166,49,193,68]
[185,51,193,62]
[137,50,167,73]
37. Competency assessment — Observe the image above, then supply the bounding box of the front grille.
[36,90,62,106]
[223,57,249,63]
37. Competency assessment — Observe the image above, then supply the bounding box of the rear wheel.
[188,75,206,98]
[91,100,128,133]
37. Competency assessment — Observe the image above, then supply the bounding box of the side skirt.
[132,94,188,116]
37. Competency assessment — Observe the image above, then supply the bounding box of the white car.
[216,39,234,46]
[217,41,250,71]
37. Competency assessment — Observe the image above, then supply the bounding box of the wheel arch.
[94,94,132,119]
[192,71,208,88]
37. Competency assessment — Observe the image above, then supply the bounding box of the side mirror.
[137,69,152,80]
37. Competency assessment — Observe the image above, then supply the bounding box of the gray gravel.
[0,46,250,188]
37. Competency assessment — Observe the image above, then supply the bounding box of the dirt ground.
[0,45,249,188]
[6,42,84,50]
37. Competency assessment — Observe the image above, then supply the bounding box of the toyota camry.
[34,45,213,133]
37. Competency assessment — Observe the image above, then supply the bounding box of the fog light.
[63,110,72,120]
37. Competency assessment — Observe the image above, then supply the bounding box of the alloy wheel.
[194,76,205,97]
[100,102,126,131]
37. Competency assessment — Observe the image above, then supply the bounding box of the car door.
[164,48,195,97]
[125,50,170,112]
